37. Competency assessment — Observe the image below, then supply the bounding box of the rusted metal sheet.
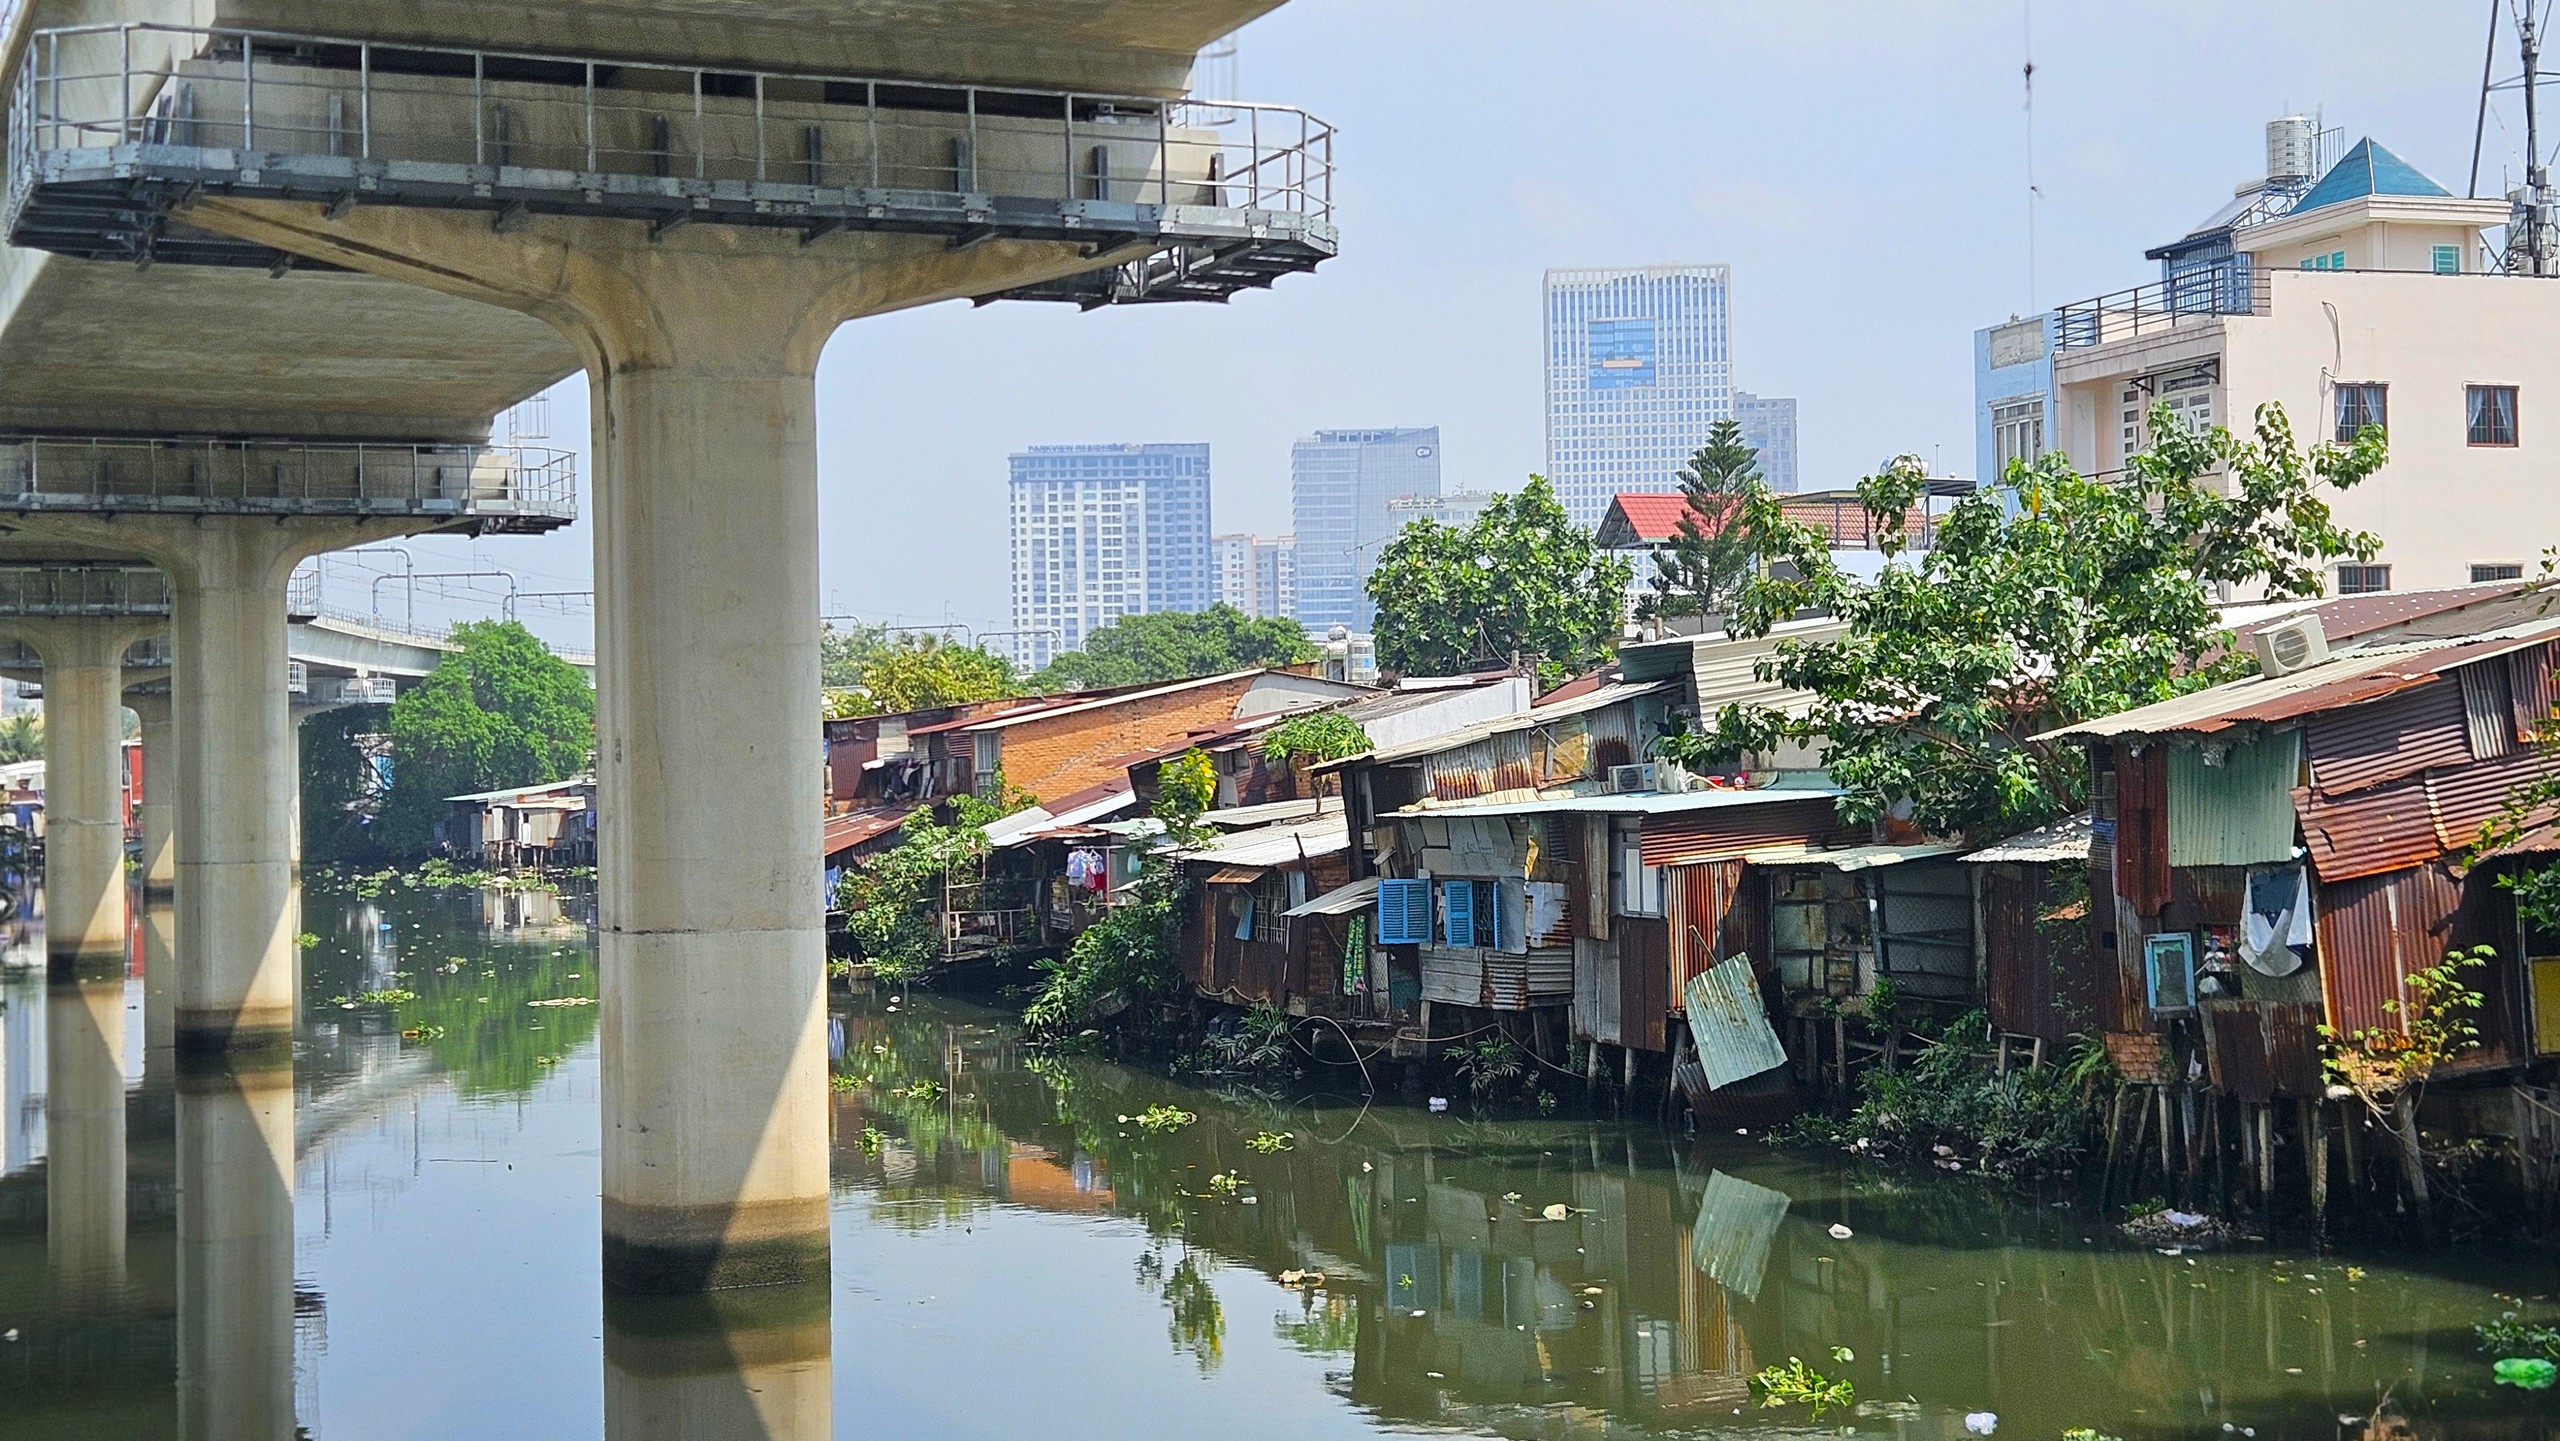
[1984,862,2100,1045]
[1663,860,1744,1000]
[2199,1000,2323,1101]
[1420,946,1572,1011]
[1424,731,1538,802]
[2461,659,2519,760]
[1572,935,1617,1044]
[2305,680,2469,797]
[1583,704,1641,779]
[1683,956,1788,1089]
[2115,743,2171,914]
[2296,742,2560,880]
[2316,862,2462,1039]
[2512,643,2559,741]
[2167,732,2299,867]
[1640,798,1840,867]
[1623,918,1671,1049]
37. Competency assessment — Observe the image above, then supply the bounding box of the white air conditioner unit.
[2252,614,2330,678]
[1608,763,1656,794]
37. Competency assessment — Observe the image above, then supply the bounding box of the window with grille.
[2333,383,2387,442]
[2433,244,2462,274]
[2336,564,2392,595]
[2468,385,2520,446]
[1439,878,1503,949]
[2472,562,2526,583]
[1990,397,2045,475]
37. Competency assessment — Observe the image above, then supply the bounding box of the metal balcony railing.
[0,564,169,617]
[5,23,1336,304]
[0,436,576,532]
[2054,261,2270,350]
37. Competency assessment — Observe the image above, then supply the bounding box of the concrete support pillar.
[189,197,1131,1292]
[127,690,177,898]
[167,528,309,1050]
[6,618,153,968]
[45,975,127,1300]
[177,1055,295,1441]
[140,897,177,1071]
[604,1287,831,1441]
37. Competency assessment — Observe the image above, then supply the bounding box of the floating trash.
[1828,1223,1854,1240]
[2495,1357,2559,1390]
[1963,1412,1998,1435]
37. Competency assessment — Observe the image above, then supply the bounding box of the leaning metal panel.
[4,24,1336,305]
[0,563,168,618]
[0,436,577,533]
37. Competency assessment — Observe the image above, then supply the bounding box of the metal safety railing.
[0,564,168,617]
[2054,261,2271,350]
[0,436,577,527]
[8,22,1333,240]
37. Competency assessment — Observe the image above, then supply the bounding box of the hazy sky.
[371,1,2513,651]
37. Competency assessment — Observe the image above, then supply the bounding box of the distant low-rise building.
[1211,533,1296,619]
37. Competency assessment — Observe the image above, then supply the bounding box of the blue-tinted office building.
[1292,425,1442,631]
[1007,443,1212,671]
[1543,265,1733,526]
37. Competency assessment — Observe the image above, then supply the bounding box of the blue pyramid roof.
[2291,138,2451,214]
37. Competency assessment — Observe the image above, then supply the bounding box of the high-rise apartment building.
[1212,533,1297,619]
[1007,443,1212,671]
[1291,426,1441,630]
[1733,390,1800,492]
[1542,265,1733,526]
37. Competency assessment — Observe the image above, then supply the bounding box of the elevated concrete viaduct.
[0,0,1330,1298]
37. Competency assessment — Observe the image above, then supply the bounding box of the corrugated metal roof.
[1965,812,2095,863]
[1750,841,1967,871]
[2294,742,2560,881]
[1283,876,1378,918]
[1618,619,1849,717]
[823,803,921,857]
[1683,957,1789,1090]
[1643,797,1846,867]
[2041,617,2560,741]
[1183,814,1350,870]
[984,787,1139,848]
[2168,731,2299,867]
[1203,795,1341,829]
[1392,782,1840,820]
[2305,680,2468,796]
[1356,681,1668,765]
[936,670,1272,734]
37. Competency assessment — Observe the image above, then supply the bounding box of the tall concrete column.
[5,618,154,968]
[127,690,176,899]
[177,1055,296,1441]
[166,528,309,1050]
[194,201,1134,1293]
[46,974,127,1301]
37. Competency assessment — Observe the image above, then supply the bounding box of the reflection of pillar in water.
[178,1055,295,1441]
[605,1284,831,1441]
[141,900,178,1072]
[46,974,127,1298]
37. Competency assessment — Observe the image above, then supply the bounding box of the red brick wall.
[997,677,1258,802]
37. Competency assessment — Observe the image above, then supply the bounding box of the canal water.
[2,876,2557,1439]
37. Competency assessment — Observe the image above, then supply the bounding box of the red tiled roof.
[1598,492,1710,546]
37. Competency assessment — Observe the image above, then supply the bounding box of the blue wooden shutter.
[1375,879,1430,945]
[1442,880,1474,948]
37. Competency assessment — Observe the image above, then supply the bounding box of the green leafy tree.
[821,619,888,689]
[1033,605,1316,692]
[374,621,595,856]
[0,711,40,764]
[836,786,1033,983]
[1023,749,1216,1036]
[1259,711,1371,765]
[1647,419,1783,625]
[1685,402,2384,839]
[841,635,1019,715]
[300,704,390,863]
[1366,475,1631,683]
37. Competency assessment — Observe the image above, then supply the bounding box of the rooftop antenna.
[2021,0,2039,312]
[2477,0,2560,274]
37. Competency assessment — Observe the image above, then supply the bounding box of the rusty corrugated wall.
[1641,798,1841,867]
[1663,861,1745,1000]
[2315,862,2461,1039]
[1984,862,2100,1045]
[2460,661,2518,760]
[1422,730,1539,801]
[2199,999,2324,1101]
[2295,742,2560,881]
[2512,643,2559,741]
[2304,680,2469,796]
[2114,743,2171,914]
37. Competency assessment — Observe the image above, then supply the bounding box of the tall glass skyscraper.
[1007,443,1212,671]
[1543,265,1733,526]
[1290,426,1441,631]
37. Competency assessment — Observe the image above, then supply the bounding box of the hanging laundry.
[2240,864,2312,976]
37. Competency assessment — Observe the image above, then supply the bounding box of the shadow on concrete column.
[605,1284,832,1441]
[127,689,177,901]
[5,617,159,970]
[45,973,128,1303]
[176,1052,296,1440]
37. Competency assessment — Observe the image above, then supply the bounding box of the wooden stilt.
[1622,1041,1636,1096]
[2155,1085,2176,1188]
[2100,1086,2131,1203]
[2341,1105,2364,1193]
[2237,1100,2258,1200]
[2256,1102,2277,1206]
[2307,1098,2330,1224]
[1584,1031,1601,1101]
[2029,1036,2047,1071]
[1833,1015,1849,1099]
[2128,1086,2157,1195]
[1997,1033,2012,1075]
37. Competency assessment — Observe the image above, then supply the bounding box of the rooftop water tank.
[2267,115,2319,185]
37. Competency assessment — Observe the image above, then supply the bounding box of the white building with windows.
[1006,443,1213,670]
[1976,120,2557,596]
[1211,533,1296,619]
[1543,265,1733,527]
[1733,390,1800,492]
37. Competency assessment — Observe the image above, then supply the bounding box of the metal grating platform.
[5,24,1337,303]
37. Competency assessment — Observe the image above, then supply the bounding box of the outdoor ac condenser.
[2252,614,2330,678]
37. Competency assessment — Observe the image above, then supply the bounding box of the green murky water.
[1,877,2556,1439]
